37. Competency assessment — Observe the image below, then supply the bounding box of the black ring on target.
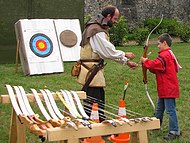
[30,33,53,57]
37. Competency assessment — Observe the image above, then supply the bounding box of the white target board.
[15,19,64,75]
[54,19,82,61]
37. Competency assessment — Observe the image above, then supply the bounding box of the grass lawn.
[0,42,190,143]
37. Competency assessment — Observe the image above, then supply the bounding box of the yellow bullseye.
[38,42,45,49]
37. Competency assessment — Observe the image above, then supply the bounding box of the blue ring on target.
[30,33,53,57]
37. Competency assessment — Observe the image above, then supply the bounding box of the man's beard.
[107,20,113,27]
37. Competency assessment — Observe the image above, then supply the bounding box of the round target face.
[30,33,53,57]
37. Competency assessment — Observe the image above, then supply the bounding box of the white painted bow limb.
[44,89,77,129]
[70,90,117,127]
[6,85,46,137]
[56,90,77,118]
[31,88,52,121]
[40,89,78,130]
[13,86,29,115]
[6,85,26,116]
[18,86,35,115]
[15,86,49,128]
[6,85,34,125]
[63,90,82,118]
[44,89,65,119]
[65,90,92,128]
[40,89,60,120]
[70,90,89,119]
[31,88,63,127]
[60,90,92,128]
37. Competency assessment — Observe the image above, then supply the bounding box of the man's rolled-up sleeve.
[89,32,128,64]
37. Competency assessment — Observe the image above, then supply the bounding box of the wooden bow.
[142,15,163,111]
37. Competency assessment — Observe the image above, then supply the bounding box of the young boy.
[140,33,182,140]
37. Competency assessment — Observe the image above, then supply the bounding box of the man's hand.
[126,61,138,69]
[125,52,135,60]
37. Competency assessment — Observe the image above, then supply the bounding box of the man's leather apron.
[77,22,109,87]
[77,42,106,87]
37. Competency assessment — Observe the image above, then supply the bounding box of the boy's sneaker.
[163,131,180,140]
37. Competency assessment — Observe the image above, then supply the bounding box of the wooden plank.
[46,118,160,142]
[1,91,86,104]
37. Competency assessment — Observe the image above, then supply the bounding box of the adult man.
[77,5,138,121]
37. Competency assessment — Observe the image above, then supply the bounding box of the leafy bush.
[132,27,149,45]
[144,17,162,34]
[160,19,180,36]
[83,15,190,45]
[175,23,190,42]
[144,18,180,36]
[83,15,129,46]
[84,14,91,25]
[109,16,128,46]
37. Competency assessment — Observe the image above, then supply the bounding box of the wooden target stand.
[15,39,20,73]
[1,89,160,143]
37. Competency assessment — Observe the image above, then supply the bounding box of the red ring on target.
[36,40,47,51]
[30,33,53,57]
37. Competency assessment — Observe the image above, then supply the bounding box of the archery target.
[54,19,82,61]
[15,19,63,75]
[30,33,53,57]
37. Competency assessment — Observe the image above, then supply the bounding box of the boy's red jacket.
[143,48,180,98]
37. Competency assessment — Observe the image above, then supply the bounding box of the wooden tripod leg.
[9,109,26,143]
[15,39,19,73]
[16,113,26,143]
[9,109,17,143]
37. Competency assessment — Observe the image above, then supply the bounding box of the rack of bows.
[1,85,160,143]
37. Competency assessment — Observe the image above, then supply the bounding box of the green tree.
[109,16,128,46]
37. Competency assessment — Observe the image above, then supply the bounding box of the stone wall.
[84,0,117,17]
[85,0,190,29]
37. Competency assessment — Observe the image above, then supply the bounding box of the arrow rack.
[1,87,160,143]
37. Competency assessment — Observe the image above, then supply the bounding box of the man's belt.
[80,59,102,70]
[81,59,106,91]
[80,59,102,62]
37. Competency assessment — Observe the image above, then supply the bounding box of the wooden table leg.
[138,130,148,143]
[130,132,138,143]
